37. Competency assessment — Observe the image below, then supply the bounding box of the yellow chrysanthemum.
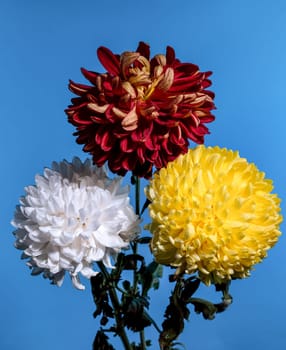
[146,145,282,285]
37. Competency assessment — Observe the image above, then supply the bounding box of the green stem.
[132,176,140,286]
[140,330,146,349]
[135,176,140,217]
[133,176,147,349]
[144,311,162,334]
[97,262,132,350]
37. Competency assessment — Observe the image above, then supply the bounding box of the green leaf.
[139,261,163,296]
[159,279,190,349]
[146,339,152,347]
[189,298,217,320]
[93,330,115,350]
[136,236,152,244]
[90,274,114,322]
[122,254,145,270]
[121,295,152,332]
[180,277,200,302]
[122,280,131,291]
[140,198,151,216]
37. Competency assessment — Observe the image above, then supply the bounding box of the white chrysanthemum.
[12,157,140,290]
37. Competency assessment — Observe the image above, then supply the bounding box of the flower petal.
[97,46,120,75]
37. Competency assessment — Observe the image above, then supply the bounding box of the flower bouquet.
[12,42,282,350]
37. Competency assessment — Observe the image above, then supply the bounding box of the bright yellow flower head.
[146,145,282,285]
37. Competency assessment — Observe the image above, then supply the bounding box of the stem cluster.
[90,176,233,350]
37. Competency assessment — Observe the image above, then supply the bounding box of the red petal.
[136,42,150,59]
[169,126,186,146]
[204,89,215,99]
[145,137,156,150]
[69,80,91,96]
[120,138,134,153]
[80,68,99,85]
[97,47,120,75]
[161,138,174,155]
[175,63,199,75]
[70,112,93,125]
[202,79,213,90]
[169,74,202,92]
[166,46,175,64]
[179,122,209,143]
[131,119,153,141]
[95,130,115,151]
[93,150,109,166]
[137,147,145,164]
[154,117,177,128]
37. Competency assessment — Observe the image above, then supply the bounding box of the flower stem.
[145,312,162,334]
[97,262,132,350]
[135,176,141,217]
[132,175,140,280]
[133,176,147,349]
[140,330,146,349]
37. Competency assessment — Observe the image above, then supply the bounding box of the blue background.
[1,0,285,349]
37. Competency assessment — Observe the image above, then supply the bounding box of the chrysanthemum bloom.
[12,158,140,290]
[146,146,282,285]
[65,42,215,178]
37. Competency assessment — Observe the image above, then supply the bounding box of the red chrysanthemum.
[65,42,215,178]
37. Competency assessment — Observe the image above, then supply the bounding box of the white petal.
[71,275,85,290]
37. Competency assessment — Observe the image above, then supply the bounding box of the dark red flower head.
[65,42,215,178]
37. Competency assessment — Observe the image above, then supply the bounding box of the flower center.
[120,52,173,102]
[72,215,89,237]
